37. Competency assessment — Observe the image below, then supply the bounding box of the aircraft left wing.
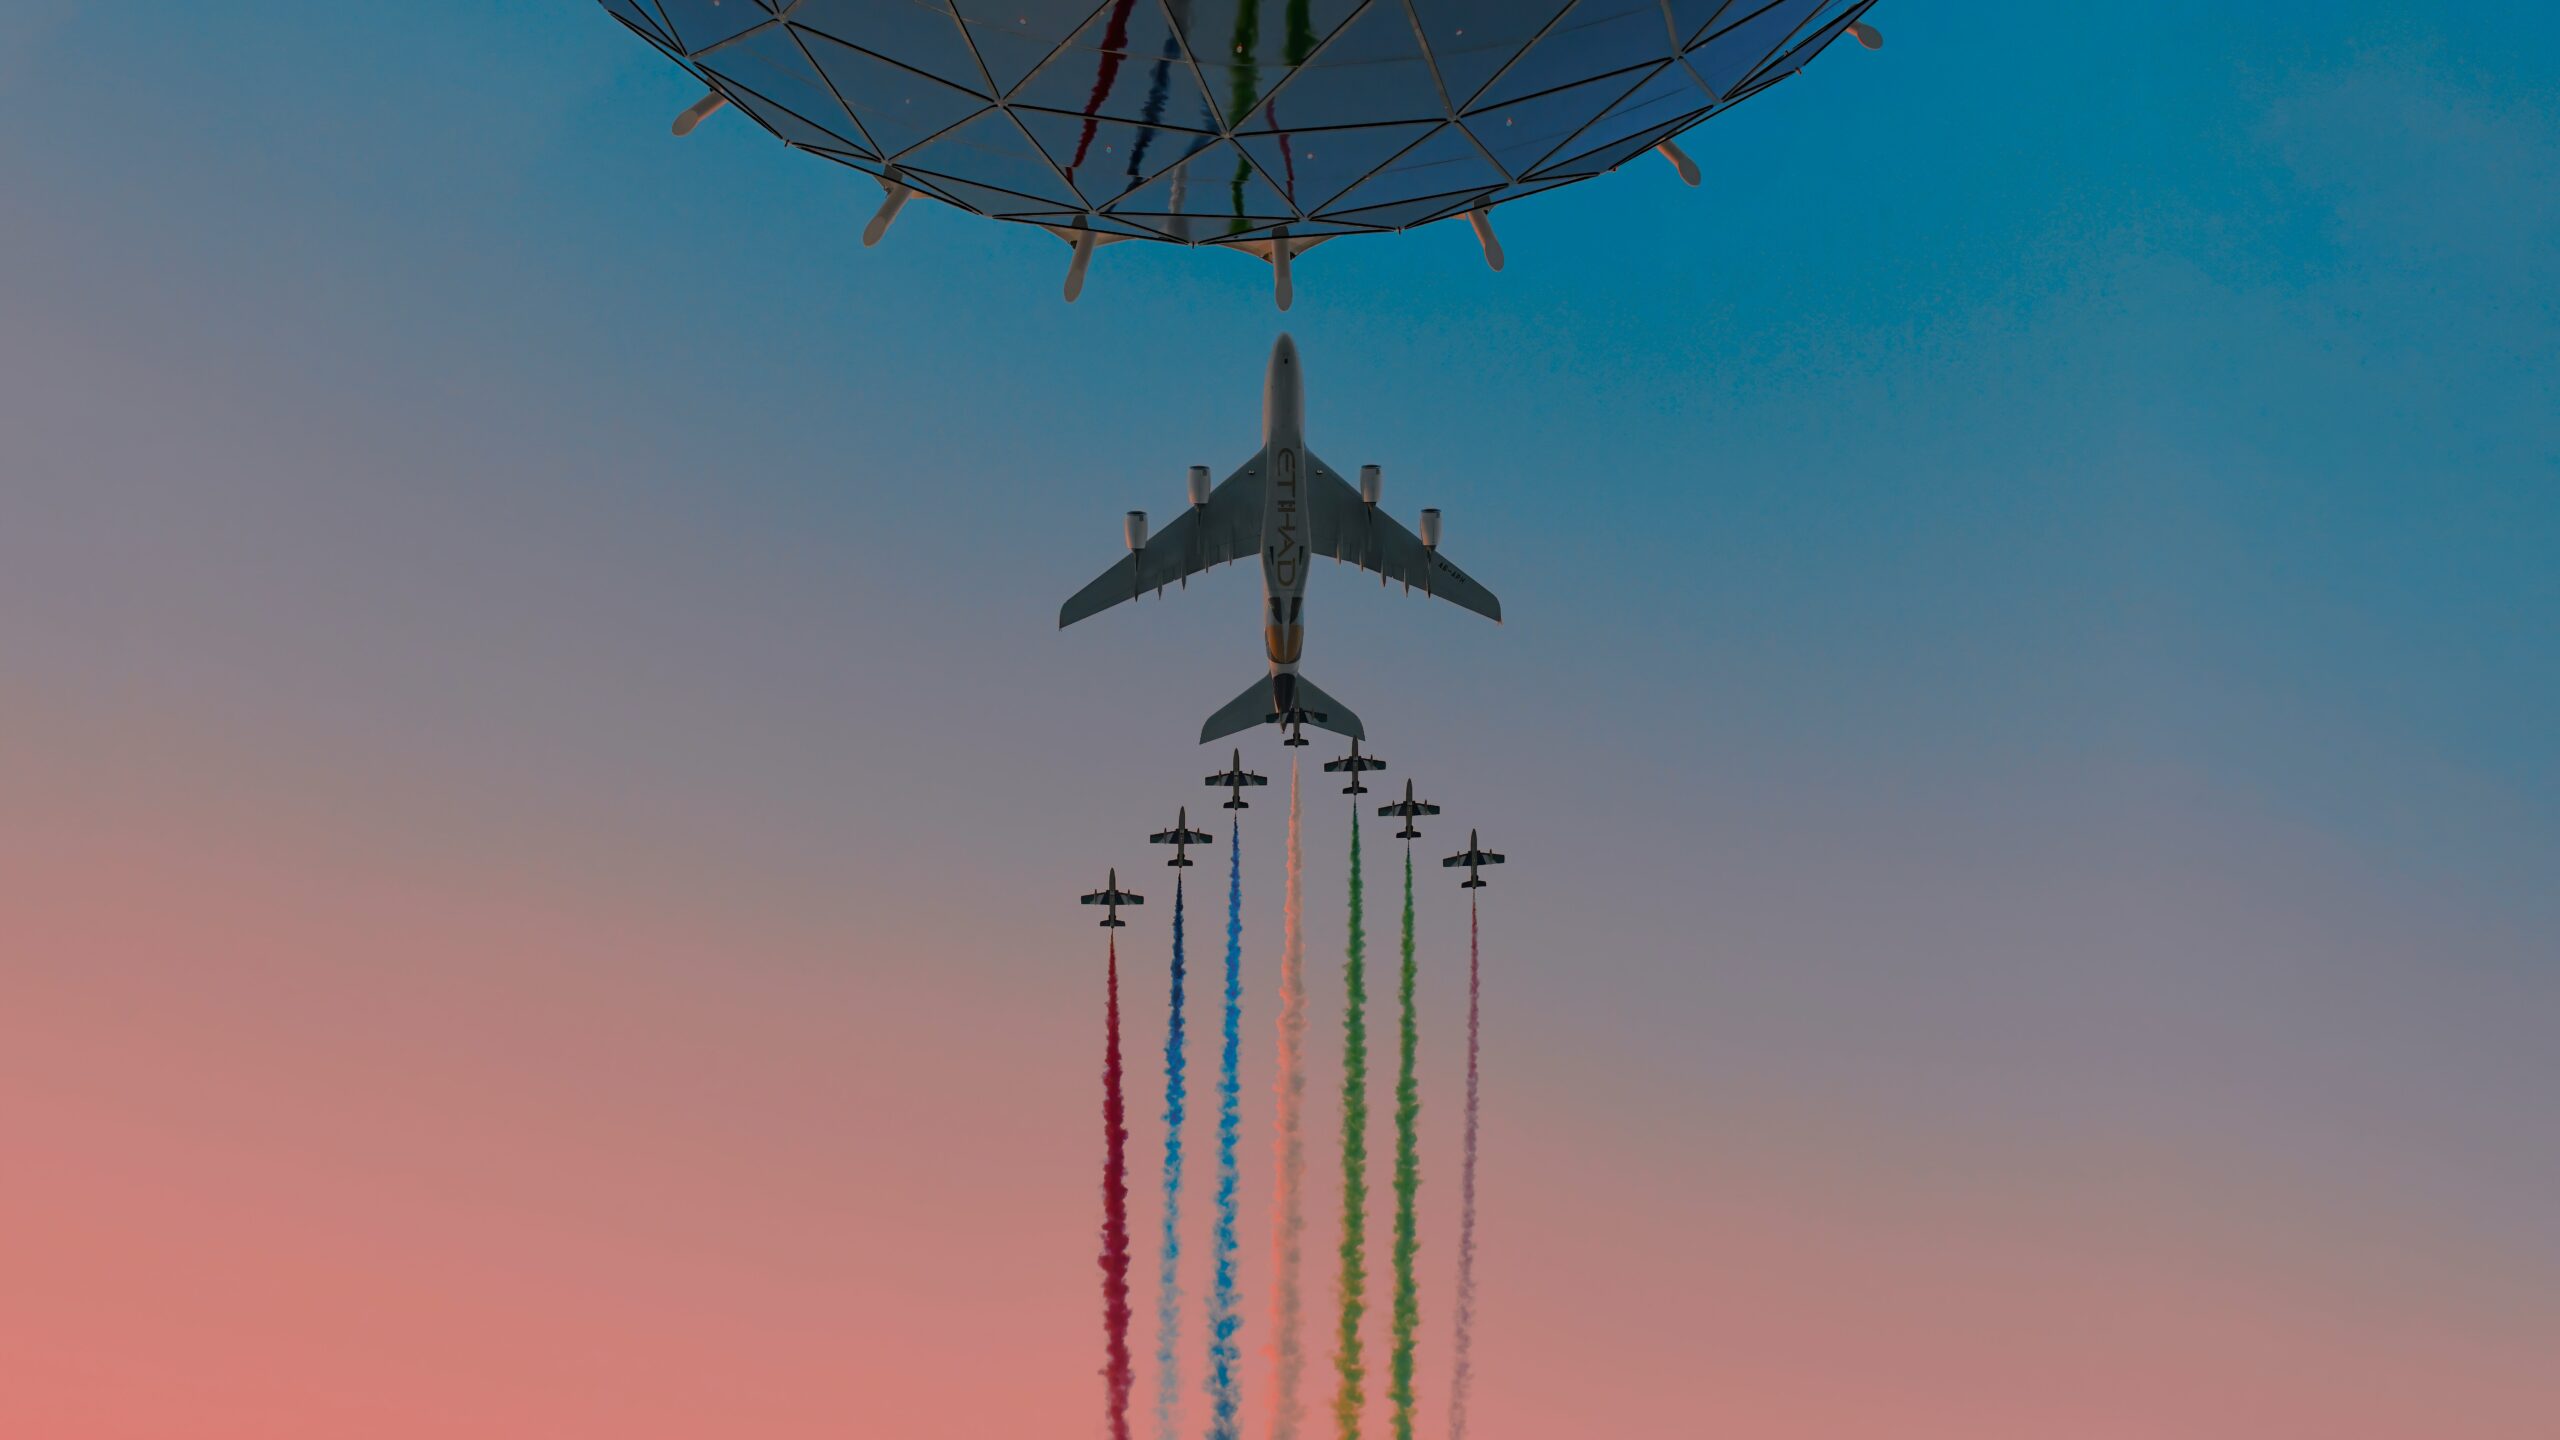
[1060,456,1265,627]
[1304,452,1501,622]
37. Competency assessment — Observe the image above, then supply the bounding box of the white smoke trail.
[1270,756,1308,1440]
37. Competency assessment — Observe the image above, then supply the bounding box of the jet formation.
[1081,741,1499,916]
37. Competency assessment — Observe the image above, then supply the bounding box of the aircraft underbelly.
[1259,434,1310,673]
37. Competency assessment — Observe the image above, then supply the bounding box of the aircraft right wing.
[1060,455,1265,627]
[1304,453,1501,622]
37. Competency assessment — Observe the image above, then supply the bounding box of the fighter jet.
[1378,779,1441,840]
[1322,739,1388,794]
[1081,869,1144,927]
[1207,749,1268,811]
[1060,334,1502,745]
[1443,830,1504,889]
[1150,807,1215,867]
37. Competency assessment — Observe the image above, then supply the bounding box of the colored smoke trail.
[1332,811,1371,1439]
[1270,758,1308,1440]
[1102,939,1134,1440]
[1067,0,1139,177]
[1154,878,1188,1440]
[1388,847,1422,1440]
[1446,900,1481,1440]
[1207,825,1245,1440]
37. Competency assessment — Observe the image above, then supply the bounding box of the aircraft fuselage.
[1259,334,1310,714]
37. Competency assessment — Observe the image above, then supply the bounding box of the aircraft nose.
[1271,332,1297,367]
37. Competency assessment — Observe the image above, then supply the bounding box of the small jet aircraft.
[1443,831,1505,889]
[1207,749,1269,810]
[1378,779,1441,840]
[1150,808,1215,867]
[1060,334,1502,745]
[1322,739,1387,794]
[1081,869,1145,927]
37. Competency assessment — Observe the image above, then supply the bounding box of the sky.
[3,2,2556,1437]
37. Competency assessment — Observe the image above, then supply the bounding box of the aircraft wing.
[1304,452,1501,623]
[1060,455,1265,627]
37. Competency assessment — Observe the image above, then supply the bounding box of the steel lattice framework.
[600,0,1880,250]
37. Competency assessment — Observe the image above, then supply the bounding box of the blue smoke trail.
[1207,822,1246,1439]
[1155,878,1188,1440]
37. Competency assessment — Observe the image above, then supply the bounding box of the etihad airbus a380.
[1060,334,1501,745]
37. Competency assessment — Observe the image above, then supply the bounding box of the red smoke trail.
[1068,0,1140,178]
[1446,901,1481,1440]
[1102,938,1134,1440]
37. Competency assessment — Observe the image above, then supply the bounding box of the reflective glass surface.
[602,0,1880,244]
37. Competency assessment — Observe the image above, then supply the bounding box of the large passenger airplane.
[1059,334,1501,743]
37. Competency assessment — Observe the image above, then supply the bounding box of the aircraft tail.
[1199,673,1365,744]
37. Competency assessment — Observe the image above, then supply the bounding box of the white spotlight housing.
[671,91,726,136]
[1465,209,1504,271]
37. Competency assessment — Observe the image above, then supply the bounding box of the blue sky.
[3,4,2555,1432]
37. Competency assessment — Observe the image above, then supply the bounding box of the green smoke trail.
[1389,848,1421,1439]
[1331,810,1369,1438]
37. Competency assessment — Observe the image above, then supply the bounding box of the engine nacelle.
[1187,465,1211,507]
[1125,511,1149,551]
[1359,464,1382,505]
[1418,508,1442,549]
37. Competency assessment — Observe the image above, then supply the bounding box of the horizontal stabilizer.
[1201,676,1274,744]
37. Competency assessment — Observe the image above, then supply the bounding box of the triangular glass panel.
[1520,59,1703,176]
[1216,216,1381,242]
[788,0,992,95]
[1238,120,1439,214]
[1462,64,1653,176]
[652,0,775,56]
[1104,139,1298,233]
[1009,0,1215,126]
[897,109,1085,205]
[601,0,677,53]
[701,24,873,153]
[1667,0,1737,49]
[1478,0,1677,111]
[1174,0,1367,121]
[1324,186,1498,231]
[1003,210,1170,240]
[1744,5,1861,90]
[1468,0,1673,113]
[1531,107,1702,180]
[954,0,1111,95]
[1243,1,1446,132]
[897,167,1068,214]
[1013,108,1222,207]
[1689,0,1825,98]
[1407,0,1571,113]
[1322,121,1505,211]
[799,28,991,156]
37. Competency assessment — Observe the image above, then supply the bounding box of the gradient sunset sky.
[3,3,2555,1437]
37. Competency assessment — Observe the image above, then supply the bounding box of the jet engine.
[1418,508,1442,550]
[1125,511,1149,551]
[1187,465,1211,507]
[1360,464,1382,506]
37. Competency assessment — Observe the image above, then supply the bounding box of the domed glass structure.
[599,0,1880,248]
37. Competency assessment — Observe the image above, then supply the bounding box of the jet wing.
[1060,455,1265,627]
[1304,452,1501,623]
